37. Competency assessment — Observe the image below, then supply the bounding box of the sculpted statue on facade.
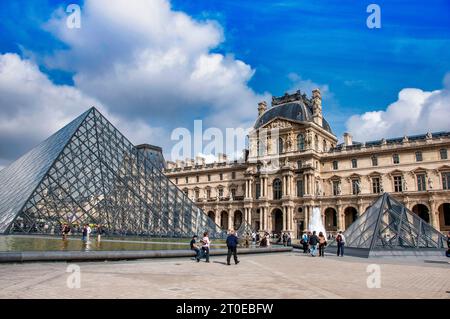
[428,176,433,190]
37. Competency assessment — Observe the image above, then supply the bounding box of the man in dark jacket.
[226,230,240,265]
[309,231,319,257]
[190,235,200,262]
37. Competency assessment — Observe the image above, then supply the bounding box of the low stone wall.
[0,246,292,263]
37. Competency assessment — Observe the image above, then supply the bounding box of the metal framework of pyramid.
[329,193,446,258]
[0,107,252,239]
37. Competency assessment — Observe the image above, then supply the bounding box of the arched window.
[278,138,284,154]
[297,134,305,151]
[273,178,282,200]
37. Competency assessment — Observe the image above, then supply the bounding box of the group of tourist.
[278,232,292,246]
[190,230,241,265]
[301,230,345,257]
[60,223,104,242]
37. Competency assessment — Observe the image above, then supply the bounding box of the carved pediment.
[262,118,294,129]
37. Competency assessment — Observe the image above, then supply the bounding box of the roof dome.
[253,91,333,134]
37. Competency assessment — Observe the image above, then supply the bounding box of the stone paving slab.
[0,252,449,299]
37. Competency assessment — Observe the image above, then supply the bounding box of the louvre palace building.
[165,89,450,239]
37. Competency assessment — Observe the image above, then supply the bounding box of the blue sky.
[0,0,449,165]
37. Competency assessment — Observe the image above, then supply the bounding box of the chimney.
[258,101,267,116]
[217,153,227,163]
[195,156,205,166]
[312,88,323,126]
[343,133,353,146]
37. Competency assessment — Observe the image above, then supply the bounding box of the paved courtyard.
[0,251,449,299]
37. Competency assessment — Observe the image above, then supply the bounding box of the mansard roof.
[254,90,333,134]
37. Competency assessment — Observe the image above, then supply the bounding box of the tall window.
[185,176,189,183]
[442,172,450,190]
[332,160,338,170]
[351,159,358,169]
[372,177,380,194]
[257,140,264,156]
[323,139,327,152]
[394,176,403,192]
[278,138,284,154]
[417,174,426,191]
[206,189,211,199]
[183,188,188,197]
[297,134,305,150]
[371,155,378,167]
[231,188,236,198]
[219,173,223,181]
[314,135,319,150]
[273,178,282,200]
[194,189,200,199]
[207,174,211,182]
[255,182,261,199]
[297,179,304,197]
[196,175,199,183]
[352,180,360,195]
[175,177,178,184]
[231,172,236,179]
[415,151,423,162]
[332,181,340,196]
[297,160,302,169]
[440,149,448,160]
[393,154,400,164]
[218,188,224,198]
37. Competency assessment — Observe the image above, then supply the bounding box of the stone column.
[429,200,439,229]
[215,211,221,227]
[228,211,233,231]
[337,206,344,231]
[260,207,265,231]
[282,206,287,231]
[304,206,309,231]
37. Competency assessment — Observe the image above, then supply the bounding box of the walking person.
[81,224,88,241]
[96,224,104,242]
[252,232,256,245]
[287,233,292,246]
[86,224,92,241]
[309,231,319,257]
[336,231,346,257]
[318,231,327,257]
[226,230,240,265]
[61,223,71,240]
[190,235,200,262]
[201,231,210,263]
[244,233,250,248]
[301,232,309,253]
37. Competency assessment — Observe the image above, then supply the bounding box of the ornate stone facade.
[165,90,450,238]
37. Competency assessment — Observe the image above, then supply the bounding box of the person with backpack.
[336,231,346,257]
[309,231,319,257]
[318,231,327,257]
[301,232,309,253]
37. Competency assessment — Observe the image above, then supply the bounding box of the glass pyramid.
[0,107,251,238]
[329,193,446,256]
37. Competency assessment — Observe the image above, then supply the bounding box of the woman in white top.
[201,232,210,263]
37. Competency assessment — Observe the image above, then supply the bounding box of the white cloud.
[0,53,168,162]
[346,73,450,142]
[0,0,270,165]
[44,0,266,131]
